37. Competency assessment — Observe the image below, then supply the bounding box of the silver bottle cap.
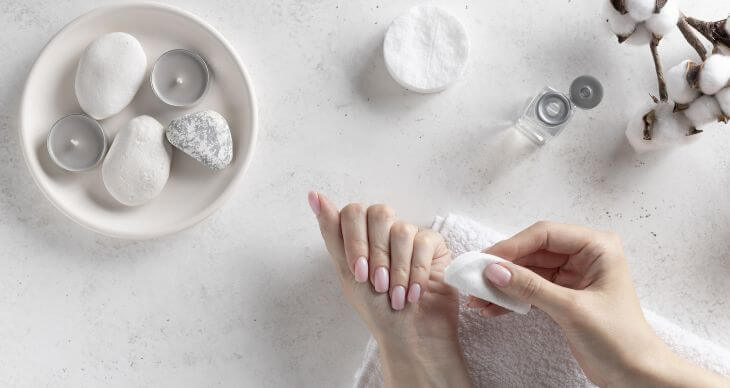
[569,75,603,110]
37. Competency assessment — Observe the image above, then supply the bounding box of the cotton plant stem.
[649,36,669,103]
[685,16,730,49]
[677,15,707,61]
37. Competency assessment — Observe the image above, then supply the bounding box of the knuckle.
[369,242,390,257]
[414,230,441,247]
[520,275,542,300]
[391,222,417,240]
[341,203,365,218]
[533,220,551,229]
[347,238,369,253]
[367,204,395,222]
[606,231,622,246]
[410,263,428,276]
[390,266,410,281]
[562,291,584,316]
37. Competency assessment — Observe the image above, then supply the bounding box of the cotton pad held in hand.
[444,251,531,314]
[383,6,469,93]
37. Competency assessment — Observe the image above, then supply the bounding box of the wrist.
[377,333,472,388]
[617,339,729,388]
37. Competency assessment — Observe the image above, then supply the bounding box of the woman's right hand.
[469,221,729,387]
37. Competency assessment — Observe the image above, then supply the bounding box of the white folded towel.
[353,214,730,387]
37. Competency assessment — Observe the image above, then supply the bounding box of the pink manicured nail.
[484,263,511,287]
[407,283,421,304]
[307,192,320,216]
[391,286,406,310]
[354,257,368,283]
[373,267,389,293]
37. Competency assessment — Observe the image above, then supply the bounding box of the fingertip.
[479,305,510,318]
[307,191,321,216]
[407,283,422,304]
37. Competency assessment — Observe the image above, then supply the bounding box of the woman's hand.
[308,192,472,388]
[470,221,729,387]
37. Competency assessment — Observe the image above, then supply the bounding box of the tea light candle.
[47,114,107,171]
[150,49,210,107]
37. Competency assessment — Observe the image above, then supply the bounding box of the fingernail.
[354,257,368,283]
[391,286,406,310]
[484,263,511,287]
[373,267,389,293]
[407,283,421,304]
[307,192,320,216]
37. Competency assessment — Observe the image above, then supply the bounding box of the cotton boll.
[603,0,637,38]
[624,24,652,46]
[645,0,679,37]
[699,54,730,95]
[716,88,730,116]
[685,95,723,129]
[667,60,700,104]
[626,0,655,22]
[625,102,696,153]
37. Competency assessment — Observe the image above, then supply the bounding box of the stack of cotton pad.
[383,6,470,93]
[444,251,532,314]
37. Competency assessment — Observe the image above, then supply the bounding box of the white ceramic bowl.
[19,2,258,239]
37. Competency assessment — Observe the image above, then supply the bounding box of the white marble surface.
[1,0,729,386]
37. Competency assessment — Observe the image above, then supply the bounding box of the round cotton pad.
[383,6,469,93]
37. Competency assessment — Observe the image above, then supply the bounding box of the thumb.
[484,261,574,316]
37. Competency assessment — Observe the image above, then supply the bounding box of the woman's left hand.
[308,192,472,388]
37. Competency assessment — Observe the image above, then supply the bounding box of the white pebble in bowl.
[75,32,147,120]
[102,115,172,206]
[383,6,469,94]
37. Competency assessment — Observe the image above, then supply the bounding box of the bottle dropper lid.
[569,75,603,110]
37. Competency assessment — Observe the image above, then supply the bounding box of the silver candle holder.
[150,49,211,108]
[47,113,107,172]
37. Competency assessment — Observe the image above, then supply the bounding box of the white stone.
[102,115,172,206]
[667,60,700,104]
[625,101,697,153]
[166,110,233,170]
[75,32,147,120]
[699,54,730,95]
[383,5,469,94]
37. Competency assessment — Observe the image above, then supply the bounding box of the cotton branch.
[650,35,668,102]
[677,14,707,61]
[685,16,730,49]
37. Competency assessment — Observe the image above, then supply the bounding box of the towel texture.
[354,214,730,387]
[444,251,531,314]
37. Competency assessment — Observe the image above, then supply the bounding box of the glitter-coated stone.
[166,110,233,170]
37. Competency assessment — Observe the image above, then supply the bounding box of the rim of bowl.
[150,48,211,108]
[18,1,259,240]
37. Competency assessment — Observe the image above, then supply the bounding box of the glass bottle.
[514,75,603,146]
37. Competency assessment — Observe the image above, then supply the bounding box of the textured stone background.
[0,0,728,386]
